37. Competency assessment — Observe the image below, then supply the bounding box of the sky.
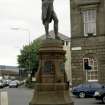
[0,0,70,66]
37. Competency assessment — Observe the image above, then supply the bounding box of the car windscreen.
[90,83,102,88]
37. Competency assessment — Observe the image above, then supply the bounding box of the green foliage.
[17,39,42,75]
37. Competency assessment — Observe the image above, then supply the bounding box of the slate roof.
[37,31,70,42]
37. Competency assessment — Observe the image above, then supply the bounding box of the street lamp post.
[11,27,31,78]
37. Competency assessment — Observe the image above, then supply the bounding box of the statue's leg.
[44,22,50,39]
[54,20,58,38]
[52,12,60,39]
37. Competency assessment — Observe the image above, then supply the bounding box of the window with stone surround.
[82,9,96,36]
[83,58,98,82]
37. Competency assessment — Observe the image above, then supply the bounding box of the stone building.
[70,0,105,86]
[0,65,19,78]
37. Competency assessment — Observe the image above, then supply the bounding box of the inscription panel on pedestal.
[43,61,54,74]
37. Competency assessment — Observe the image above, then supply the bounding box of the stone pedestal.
[29,39,74,105]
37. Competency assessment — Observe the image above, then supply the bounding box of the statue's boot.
[55,35,61,40]
[46,34,51,39]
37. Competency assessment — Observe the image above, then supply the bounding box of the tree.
[17,39,42,77]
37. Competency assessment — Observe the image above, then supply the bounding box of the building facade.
[70,0,105,86]
[0,65,19,79]
[63,39,71,84]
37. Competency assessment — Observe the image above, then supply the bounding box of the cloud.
[0,0,70,66]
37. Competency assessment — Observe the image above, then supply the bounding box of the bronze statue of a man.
[42,0,60,39]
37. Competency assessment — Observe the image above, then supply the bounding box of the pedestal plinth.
[29,39,74,105]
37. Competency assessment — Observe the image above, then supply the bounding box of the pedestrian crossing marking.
[0,91,8,105]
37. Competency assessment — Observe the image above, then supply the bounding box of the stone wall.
[70,0,105,86]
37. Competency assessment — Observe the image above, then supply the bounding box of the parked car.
[94,87,105,103]
[72,82,104,98]
[2,79,8,87]
[6,79,12,86]
[9,81,18,88]
[14,80,21,85]
[0,80,4,88]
